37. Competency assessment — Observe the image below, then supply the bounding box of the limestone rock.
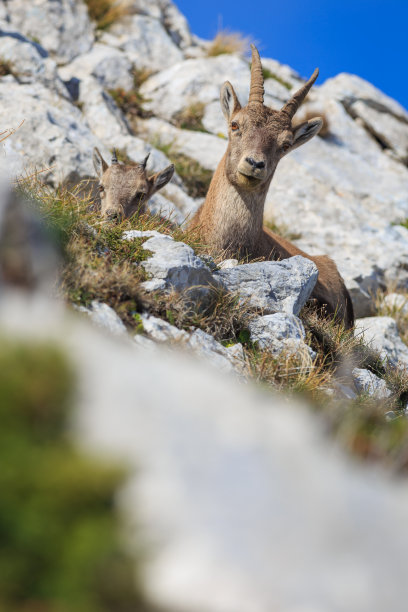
[214,256,318,316]
[352,368,391,400]
[137,234,217,300]
[383,293,408,315]
[77,301,127,336]
[107,15,183,72]
[249,312,316,360]
[3,0,94,64]
[355,316,408,367]
[0,80,104,184]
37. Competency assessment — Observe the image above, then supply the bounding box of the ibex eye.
[231,121,239,131]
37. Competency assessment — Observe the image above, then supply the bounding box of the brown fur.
[92,148,174,220]
[190,47,354,329]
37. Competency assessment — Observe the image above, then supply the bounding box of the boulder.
[352,368,392,400]
[76,301,127,336]
[214,256,318,316]
[0,31,68,97]
[3,0,94,64]
[249,312,316,360]
[106,15,183,72]
[0,80,105,184]
[128,234,217,300]
[355,316,408,368]
[58,43,135,92]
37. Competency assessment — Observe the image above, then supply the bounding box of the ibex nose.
[246,157,265,169]
[105,210,121,222]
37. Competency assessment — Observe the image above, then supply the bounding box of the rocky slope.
[2,2,408,610]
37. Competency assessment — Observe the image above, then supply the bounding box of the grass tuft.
[108,69,153,130]
[207,30,250,57]
[172,102,208,132]
[261,67,292,90]
[83,0,131,30]
[152,139,213,198]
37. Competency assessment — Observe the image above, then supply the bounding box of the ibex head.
[220,45,322,191]
[92,148,175,220]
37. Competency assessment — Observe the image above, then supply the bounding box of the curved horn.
[248,44,264,107]
[281,68,319,119]
[111,148,118,164]
[141,151,150,169]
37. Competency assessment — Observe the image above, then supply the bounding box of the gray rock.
[140,55,250,123]
[139,313,246,375]
[139,117,227,171]
[58,43,134,92]
[0,32,68,97]
[214,256,318,316]
[249,312,316,360]
[0,80,104,184]
[137,234,217,301]
[139,313,189,343]
[107,15,183,72]
[352,368,392,399]
[4,0,94,64]
[218,259,239,270]
[355,316,408,367]
[77,301,127,336]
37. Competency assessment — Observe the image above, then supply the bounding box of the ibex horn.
[248,44,264,107]
[141,151,150,168]
[111,148,118,164]
[281,68,319,119]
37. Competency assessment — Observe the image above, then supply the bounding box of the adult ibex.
[191,45,354,329]
[93,147,174,220]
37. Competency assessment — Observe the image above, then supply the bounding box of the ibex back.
[93,148,174,220]
[191,45,354,329]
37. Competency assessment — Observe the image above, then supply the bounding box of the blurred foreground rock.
[1,292,408,611]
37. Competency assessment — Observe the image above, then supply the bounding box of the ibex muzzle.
[93,147,174,220]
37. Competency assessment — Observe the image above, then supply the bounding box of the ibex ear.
[292,117,323,150]
[150,164,175,193]
[220,81,241,121]
[93,147,108,178]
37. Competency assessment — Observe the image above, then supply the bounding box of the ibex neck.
[200,155,270,256]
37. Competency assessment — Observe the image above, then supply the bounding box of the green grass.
[261,67,292,90]
[0,338,148,611]
[152,139,213,198]
[108,69,153,131]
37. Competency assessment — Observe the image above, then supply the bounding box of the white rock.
[139,235,217,301]
[139,116,227,171]
[139,313,189,343]
[3,294,408,612]
[0,81,104,183]
[214,256,318,316]
[58,43,134,92]
[218,259,239,270]
[123,230,166,240]
[140,55,250,123]
[0,32,68,97]
[4,0,94,64]
[352,368,392,400]
[77,301,127,336]
[249,312,316,360]
[108,15,183,72]
[355,316,408,367]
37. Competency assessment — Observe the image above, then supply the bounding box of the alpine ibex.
[191,45,354,328]
[93,147,174,220]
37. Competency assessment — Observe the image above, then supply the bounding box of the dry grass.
[376,288,408,345]
[172,102,207,132]
[83,0,131,30]
[264,218,302,241]
[207,30,250,57]
[108,69,153,130]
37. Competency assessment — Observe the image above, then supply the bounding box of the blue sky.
[177,0,408,110]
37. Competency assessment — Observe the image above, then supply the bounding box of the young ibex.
[191,45,354,328]
[93,147,174,220]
